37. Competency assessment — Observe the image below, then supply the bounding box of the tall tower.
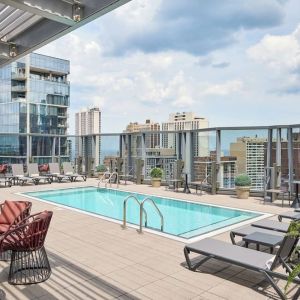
[75,107,101,168]
[0,53,70,164]
[162,112,209,156]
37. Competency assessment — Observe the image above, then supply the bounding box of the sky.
[38,0,300,133]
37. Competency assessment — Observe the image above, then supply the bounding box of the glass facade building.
[0,53,70,164]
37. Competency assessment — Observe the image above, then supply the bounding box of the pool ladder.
[121,195,164,234]
[98,171,119,188]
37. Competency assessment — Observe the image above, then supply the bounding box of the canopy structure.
[0,0,131,66]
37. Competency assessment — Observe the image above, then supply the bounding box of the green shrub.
[96,164,107,173]
[284,220,300,294]
[235,174,251,186]
[150,167,163,178]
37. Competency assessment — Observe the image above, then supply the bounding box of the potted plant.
[150,167,163,187]
[96,164,107,179]
[284,220,300,296]
[235,174,251,199]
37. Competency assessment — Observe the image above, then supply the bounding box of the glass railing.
[0,124,299,193]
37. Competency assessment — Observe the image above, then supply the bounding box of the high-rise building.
[0,53,70,164]
[124,119,160,160]
[193,151,237,189]
[161,112,209,156]
[75,107,101,168]
[266,132,300,179]
[230,137,266,190]
[144,148,177,181]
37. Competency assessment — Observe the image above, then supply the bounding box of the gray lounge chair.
[48,163,71,182]
[230,224,284,245]
[184,228,300,300]
[0,176,12,187]
[278,211,300,222]
[62,162,87,182]
[11,164,34,185]
[27,163,51,184]
[251,219,289,233]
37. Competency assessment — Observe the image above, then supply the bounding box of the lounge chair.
[251,219,290,233]
[11,164,34,185]
[27,163,51,184]
[62,162,87,182]
[48,163,71,182]
[230,224,284,245]
[278,211,300,222]
[0,176,12,187]
[184,223,300,300]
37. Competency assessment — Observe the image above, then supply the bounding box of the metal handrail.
[97,171,110,188]
[105,171,119,188]
[140,197,164,233]
[121,195,147,230]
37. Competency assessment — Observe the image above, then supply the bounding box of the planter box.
[236,186,250,199]
[151,178,161,188]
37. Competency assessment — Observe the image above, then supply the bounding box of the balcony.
[11,85,26,92]
[11,73,26,80]
[12,97,26,102]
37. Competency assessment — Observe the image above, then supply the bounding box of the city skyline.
[36,0,300,133]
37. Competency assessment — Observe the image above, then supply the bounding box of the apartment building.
[161,112,209,157]
[0,53,70,163]
[124,119,160,156]
[75,107,101,168]
[230,137,266,190]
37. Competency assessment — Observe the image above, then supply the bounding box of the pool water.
[25,187,261,239]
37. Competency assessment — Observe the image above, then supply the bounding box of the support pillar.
[216,130,221,190]
[184,132,193,183]
[287,127,294,195]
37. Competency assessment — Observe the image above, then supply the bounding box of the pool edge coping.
[16,185,273,243]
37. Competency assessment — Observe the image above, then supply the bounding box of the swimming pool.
[24,187,263,239]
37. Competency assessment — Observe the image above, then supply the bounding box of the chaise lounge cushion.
[0,201,26,226]
[186,238,274,270]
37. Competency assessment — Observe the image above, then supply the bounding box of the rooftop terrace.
[0,178,299,300]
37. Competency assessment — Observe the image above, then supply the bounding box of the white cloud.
[36,0,300,132]
[201,80,244,96]
[247,25,300,72]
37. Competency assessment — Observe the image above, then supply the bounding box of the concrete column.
[287,127,294,194]
[119,135,123,158]
[58,137,61,166]
[52,137,56,162]
[26,135,31,164]
[185,132,193,182]
[127,134,132,175]
[141,133,146,177]
[276,128,282,186]
[216,130,221,188]
[181,133,186,168]
[176,132,181,159]
[267,129,273,168]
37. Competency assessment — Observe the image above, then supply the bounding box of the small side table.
[242,232,283,254]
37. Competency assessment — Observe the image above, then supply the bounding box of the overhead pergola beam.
[0,0,132,67]
[0,41,10,59]
[0,0,77,26]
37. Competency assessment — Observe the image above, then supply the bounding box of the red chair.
[0,211,53,285]
[0,200,32,234]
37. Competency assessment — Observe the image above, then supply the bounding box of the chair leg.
[9,247,51,285]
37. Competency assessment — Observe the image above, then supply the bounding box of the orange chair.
[0,200,32,234]
[0,211,53,285]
